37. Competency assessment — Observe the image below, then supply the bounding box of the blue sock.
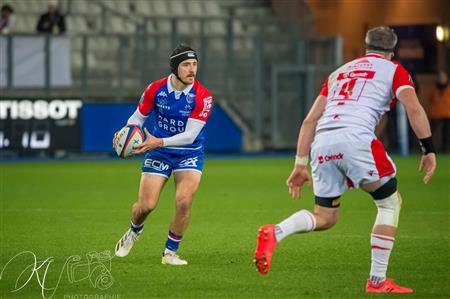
[165,231,183,253]
[130,221,144,234]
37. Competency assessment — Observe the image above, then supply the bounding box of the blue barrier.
[82,103,242,152]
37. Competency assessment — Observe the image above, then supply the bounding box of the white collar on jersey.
[364,53,385,58]
[167,74,194,99]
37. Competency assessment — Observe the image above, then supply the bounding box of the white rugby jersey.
[316,53,415,134]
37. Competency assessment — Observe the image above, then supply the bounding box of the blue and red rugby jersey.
[138,74,213,153]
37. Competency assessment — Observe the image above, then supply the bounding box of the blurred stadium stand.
[1,0,341,153]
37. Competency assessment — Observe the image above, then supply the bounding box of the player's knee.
[134,200,156,215]
[319,213,339,230]
[370,178,401,227]
[176,201,192,215]
[175,195,193,214]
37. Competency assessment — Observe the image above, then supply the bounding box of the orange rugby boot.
[365,278,414,293]
[254,224,277,275]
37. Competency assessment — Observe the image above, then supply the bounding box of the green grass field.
[1,155,449,299]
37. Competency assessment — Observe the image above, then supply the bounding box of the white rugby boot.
[161,251,188,265]
[115,229,140,257]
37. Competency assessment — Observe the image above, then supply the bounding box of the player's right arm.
[112,83,155,147]
[397,88,436,184]
[287,94,327,199]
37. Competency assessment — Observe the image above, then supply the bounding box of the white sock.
[275,210,316,242]
[370,233,395,284]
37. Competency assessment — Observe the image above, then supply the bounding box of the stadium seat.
[152,0,169,16]
[144,20,157,34]
[71,0,89,14]
[177,20,200,35]
[168,0,186,17]
[110,16,136,34]
[91,36,119,52]
[205,20,227,35]
[135,0,152,15]
[155,19,172,34]
[11,1,32,13]
[186,1,205,17]
[13,16,34,33]
[203,1,222,16]
[67,16,89,34]
[29,0,46,14]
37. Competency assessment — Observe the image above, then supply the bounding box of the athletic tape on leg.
[374,192,402,227]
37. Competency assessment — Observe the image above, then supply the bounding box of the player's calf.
[367,177,403,287]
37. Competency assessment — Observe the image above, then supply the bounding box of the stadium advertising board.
[0,99,82,155]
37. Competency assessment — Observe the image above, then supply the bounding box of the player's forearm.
[397,88,432,139]
[406,105,432,139]
[162,119,204,147]
[296,119,317,157]
[127,108,148,127]
[162,132,196,147]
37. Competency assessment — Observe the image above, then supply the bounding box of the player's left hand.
[133,128,163,155]
[419,152,436,184]
[286,165,312,199]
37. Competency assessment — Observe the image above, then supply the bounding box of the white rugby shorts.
[310,129,396,198]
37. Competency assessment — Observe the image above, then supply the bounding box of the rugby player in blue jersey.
[114,44,213,265]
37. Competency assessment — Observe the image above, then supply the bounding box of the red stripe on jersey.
[373,235,395,242]
[371,245,391,251]
[371,139,395,178]
[138,77,168,116]
[392,62,414,96]
[389,97,398,109]
[189,80,213,123]
[346,177,355,188]
[319,78,329,97]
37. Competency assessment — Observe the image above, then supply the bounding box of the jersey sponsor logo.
[178,157,198,168]
[155,97,170,110]
[337,70,375,80]
[157,91,168,98]
[179,104,194,117]
[157,115,185,133]
[143,158,170,171]
[198,96,212,118]
[348,59,373,70]
[186,93,195,103]
[318,153,344,164]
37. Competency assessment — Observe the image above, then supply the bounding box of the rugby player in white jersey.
[254,26,436,293]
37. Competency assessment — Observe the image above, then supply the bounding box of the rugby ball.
[114,125,143,159]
